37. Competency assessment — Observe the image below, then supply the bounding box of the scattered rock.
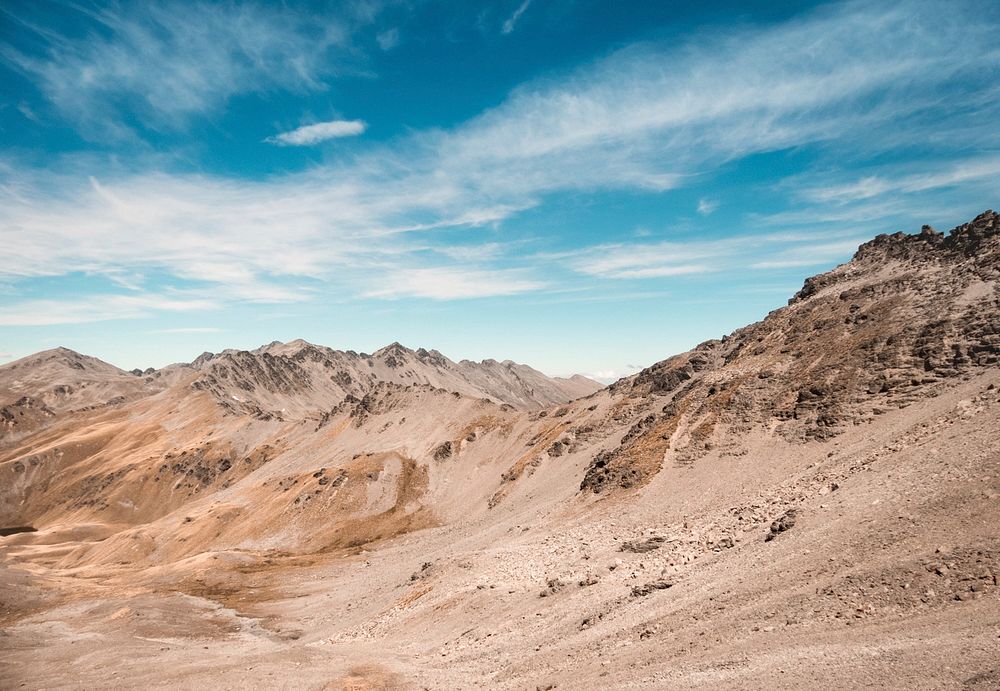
[631,580,673,597]
[621,536,666,553]
[765,509,798,542]
[710,536,735,550]
[538,578,566,597]
[410,561,434,581]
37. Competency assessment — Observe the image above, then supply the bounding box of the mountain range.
[2,211,999,689]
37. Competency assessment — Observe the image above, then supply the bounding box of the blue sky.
[1,0,998,380]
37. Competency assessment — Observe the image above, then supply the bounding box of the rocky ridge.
[580,210,1000,492]
[188,340,602,416]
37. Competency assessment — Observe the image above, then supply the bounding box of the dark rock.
[765,509,798,542]
[433,441,453,461]
[538,578,566,597]
[579,449,644,493]
[631,580,673,597]
[410,561,434,581]
[620,536,666,553]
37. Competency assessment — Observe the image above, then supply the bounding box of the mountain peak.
[181,338,601,418]
[374,341,412,355]
[853,209,998,263]
[791,210,999,305]
[1,346,110,373]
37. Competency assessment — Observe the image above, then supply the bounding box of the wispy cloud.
[565,237,738,279]
[0,294,218,326]
[1,0,998,320]
[267,119,368,146]
[799,155,1000,205]
[16,102,40,123]
[697,198,718,215]
[1,3,360,138]
[365,268,545,299]
[376,28,400,51]
[152,327,225,334]
[749,239,868,269]
[502,0,533,34]
[756,191,982,231]
[564,230,870,279]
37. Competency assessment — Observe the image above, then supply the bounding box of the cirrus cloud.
[0,2,363,140]
[364,268,545,300]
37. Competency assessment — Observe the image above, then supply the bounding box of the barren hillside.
[1,212,998,689]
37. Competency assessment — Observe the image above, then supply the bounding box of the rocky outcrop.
[765,509,798,542]
[581,210,1000,493]
[0,397,56,436]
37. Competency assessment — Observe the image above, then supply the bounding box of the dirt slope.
[1,211,998,689]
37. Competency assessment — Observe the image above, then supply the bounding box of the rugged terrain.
[2,211,999,689]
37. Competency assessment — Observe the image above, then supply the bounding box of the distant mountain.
[0,347,160,442]
[0,339,602,442]
[186,340,603,417]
